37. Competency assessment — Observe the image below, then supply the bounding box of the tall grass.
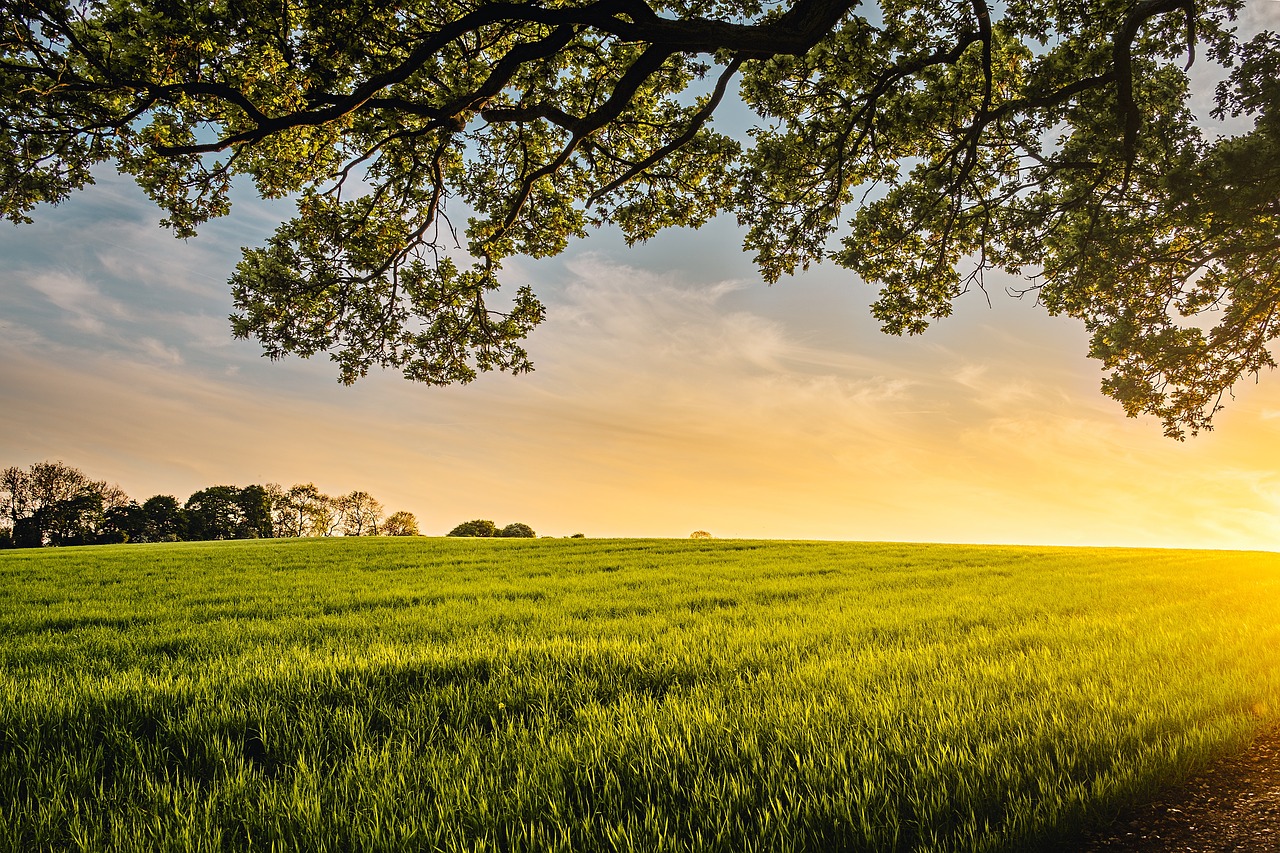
[1,538,1278,852]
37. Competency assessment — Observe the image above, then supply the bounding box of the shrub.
[498,522,536,538]
[448,519,497,537]
[690,530,713,539]
[383,511,419,536]
[570,533,585,538]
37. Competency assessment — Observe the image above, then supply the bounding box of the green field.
[2,538,1279,852]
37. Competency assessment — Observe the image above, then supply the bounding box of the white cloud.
[21,270,125,335]
[136,337,184,366]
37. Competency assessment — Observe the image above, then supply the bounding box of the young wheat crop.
[1,538,1278,852]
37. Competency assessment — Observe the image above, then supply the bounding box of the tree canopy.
[1,460,128,546]
[383,510,421,536]
[3,0,1277,436]
[448,519,499,537]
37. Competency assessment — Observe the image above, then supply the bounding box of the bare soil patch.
[1076,727,1280,851]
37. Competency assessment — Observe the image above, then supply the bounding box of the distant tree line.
[0,461,418,548]
[447,520,536,538]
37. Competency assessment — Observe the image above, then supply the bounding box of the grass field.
[2,538,1279,852]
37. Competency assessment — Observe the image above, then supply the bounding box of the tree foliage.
[382,510,420,536]
[40,492,105,546]
[498,522,537,538]
[1,461,127,546]
[183,486,247,541]
[2,1,1277,435]
[140,495,186,542]
[2,461,97,531]
[338,490,385,536]
[100,501,147,544]
[448,519,498,537]
[270,482,333,537]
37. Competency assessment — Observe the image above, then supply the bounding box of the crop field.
[2,538,1279,853]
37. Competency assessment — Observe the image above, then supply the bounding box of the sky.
[3,5,1280,550]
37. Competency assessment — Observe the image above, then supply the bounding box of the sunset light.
[3,0,1280,849]
[4,200,1280,548]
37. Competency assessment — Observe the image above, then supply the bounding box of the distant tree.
[382,511,419,537]
[312,494,344,537]
[340,491,384,536]
[690,531,713,539]
[267,483,299,538]
[11,517,41,549]
[0,465,27,534]
[0,462,130,546]
[141,495,185,542]
[498,523,536,539]
[1,460,99,545]
[96,482,131,514]
[276,483,333,537]
[42,492,105,547]
[81,482,129,543]
[448,520,497,538]
[331,493,353,535]
[570,533,585,539]
[237,484,275,539]
[100,501,147,544]
[27,461,94,509]
[184,486,245,541]
[264,482,295,536]
[4,498,35,547]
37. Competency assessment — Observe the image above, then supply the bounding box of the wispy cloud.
[21,270,121,335]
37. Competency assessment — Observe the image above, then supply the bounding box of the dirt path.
[1076,727,1280,851]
